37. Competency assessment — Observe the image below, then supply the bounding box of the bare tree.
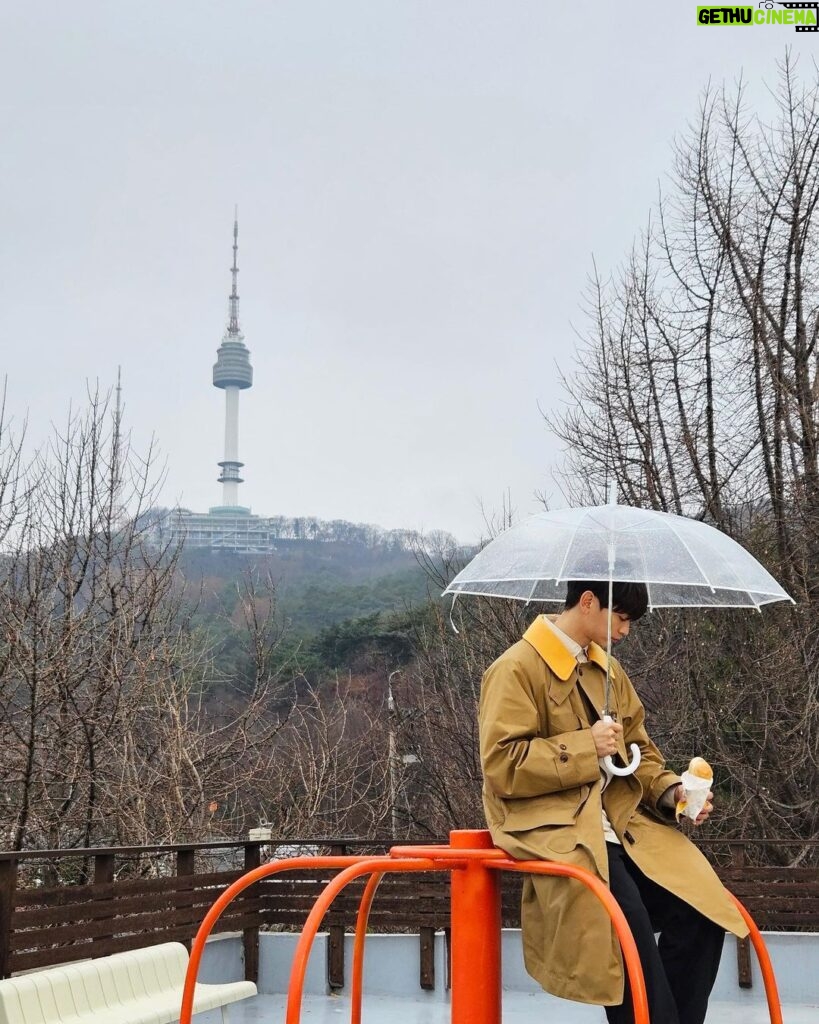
[0,387,291,852]
[548,55,819,857]
[263,675,396,837]
[401,528,540,838]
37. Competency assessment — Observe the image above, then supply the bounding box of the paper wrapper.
[675,770,712,822]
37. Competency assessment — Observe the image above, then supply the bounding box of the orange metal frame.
[179,829,783,1024]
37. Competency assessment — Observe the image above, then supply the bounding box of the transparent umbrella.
[444,500,792,775]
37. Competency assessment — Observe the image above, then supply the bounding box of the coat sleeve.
[614,663,681,815]
[479,655,600,799]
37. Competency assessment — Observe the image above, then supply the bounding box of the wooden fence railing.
[0,837,816,989]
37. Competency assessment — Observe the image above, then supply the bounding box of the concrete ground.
[206,991,818,1023]
[196,929,819,1023]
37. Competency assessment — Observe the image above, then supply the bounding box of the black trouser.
[604,843,725,1024]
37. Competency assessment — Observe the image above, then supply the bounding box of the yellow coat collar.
[522,615,609,680]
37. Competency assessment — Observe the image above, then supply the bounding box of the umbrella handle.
[601,714,642,777]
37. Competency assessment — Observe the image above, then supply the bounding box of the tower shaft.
[212,212,253,510]
[219,386,242,506]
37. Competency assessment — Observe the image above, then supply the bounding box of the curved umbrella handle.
[603,748,641,777]
[601,714,642,777]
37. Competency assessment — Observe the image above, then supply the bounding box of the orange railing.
[179,829,783,1024]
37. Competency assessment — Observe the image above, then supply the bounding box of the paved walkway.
[202,991,818,1022]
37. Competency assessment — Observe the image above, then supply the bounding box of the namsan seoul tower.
[212,212,253,511]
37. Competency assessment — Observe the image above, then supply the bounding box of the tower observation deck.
[212,213,252,510]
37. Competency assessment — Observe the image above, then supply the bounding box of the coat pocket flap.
[502,788,587,831]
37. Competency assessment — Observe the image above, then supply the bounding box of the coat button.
[559,743,567,750]
[559,753,569,763]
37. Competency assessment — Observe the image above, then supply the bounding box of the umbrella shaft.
[604,571,614,716]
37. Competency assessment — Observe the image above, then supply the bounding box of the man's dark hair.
[564,579,648,620]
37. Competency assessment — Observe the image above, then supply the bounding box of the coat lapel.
[521,617,576,706]
[576,662,605,722]
[577,642,609,721]
[522,621,628,760]
[522,618,612,714]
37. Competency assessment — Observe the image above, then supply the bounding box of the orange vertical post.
[449,829,502,1024]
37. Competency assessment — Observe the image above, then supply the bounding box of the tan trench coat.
[479,615,748,1006]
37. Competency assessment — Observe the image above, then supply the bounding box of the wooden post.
[449,830,501,1024]
[93,853,115,884]
[0,859,17,979]
[177,847,196,952]
[92,853,115,952]
[243,844,260,983]
[327,843,347,989]
[419,926,435,990]
[731,846,753,989]
[177,847,196,876]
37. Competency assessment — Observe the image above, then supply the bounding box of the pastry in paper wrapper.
[675,757,713,821]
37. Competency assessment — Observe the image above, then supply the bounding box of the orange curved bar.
[350,871,383,1024]
[179,855,366,1024]
[728,893,783,1024]
[286,858,437,1024]
[390,844,507,860]
[487,857,649,1024]
[180,834,781,1024]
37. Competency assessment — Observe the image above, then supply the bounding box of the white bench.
[0,941,257,1023]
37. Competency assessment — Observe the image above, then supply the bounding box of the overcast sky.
[2,3,814,542]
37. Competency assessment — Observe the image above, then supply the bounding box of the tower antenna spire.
[228,206,240,336]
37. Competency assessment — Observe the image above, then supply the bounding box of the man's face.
[584,594,632,648]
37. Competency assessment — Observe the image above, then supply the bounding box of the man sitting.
[478,579,748,1024]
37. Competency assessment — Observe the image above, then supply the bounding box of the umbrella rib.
[525,575,541,604]
[662,516,716,592]
[553,515,587,585]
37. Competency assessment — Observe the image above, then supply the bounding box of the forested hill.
[176,523,458,684]
[179,535,430,635]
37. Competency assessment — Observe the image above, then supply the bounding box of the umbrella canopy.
[444,504,792,610]
[446,502,792,776]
